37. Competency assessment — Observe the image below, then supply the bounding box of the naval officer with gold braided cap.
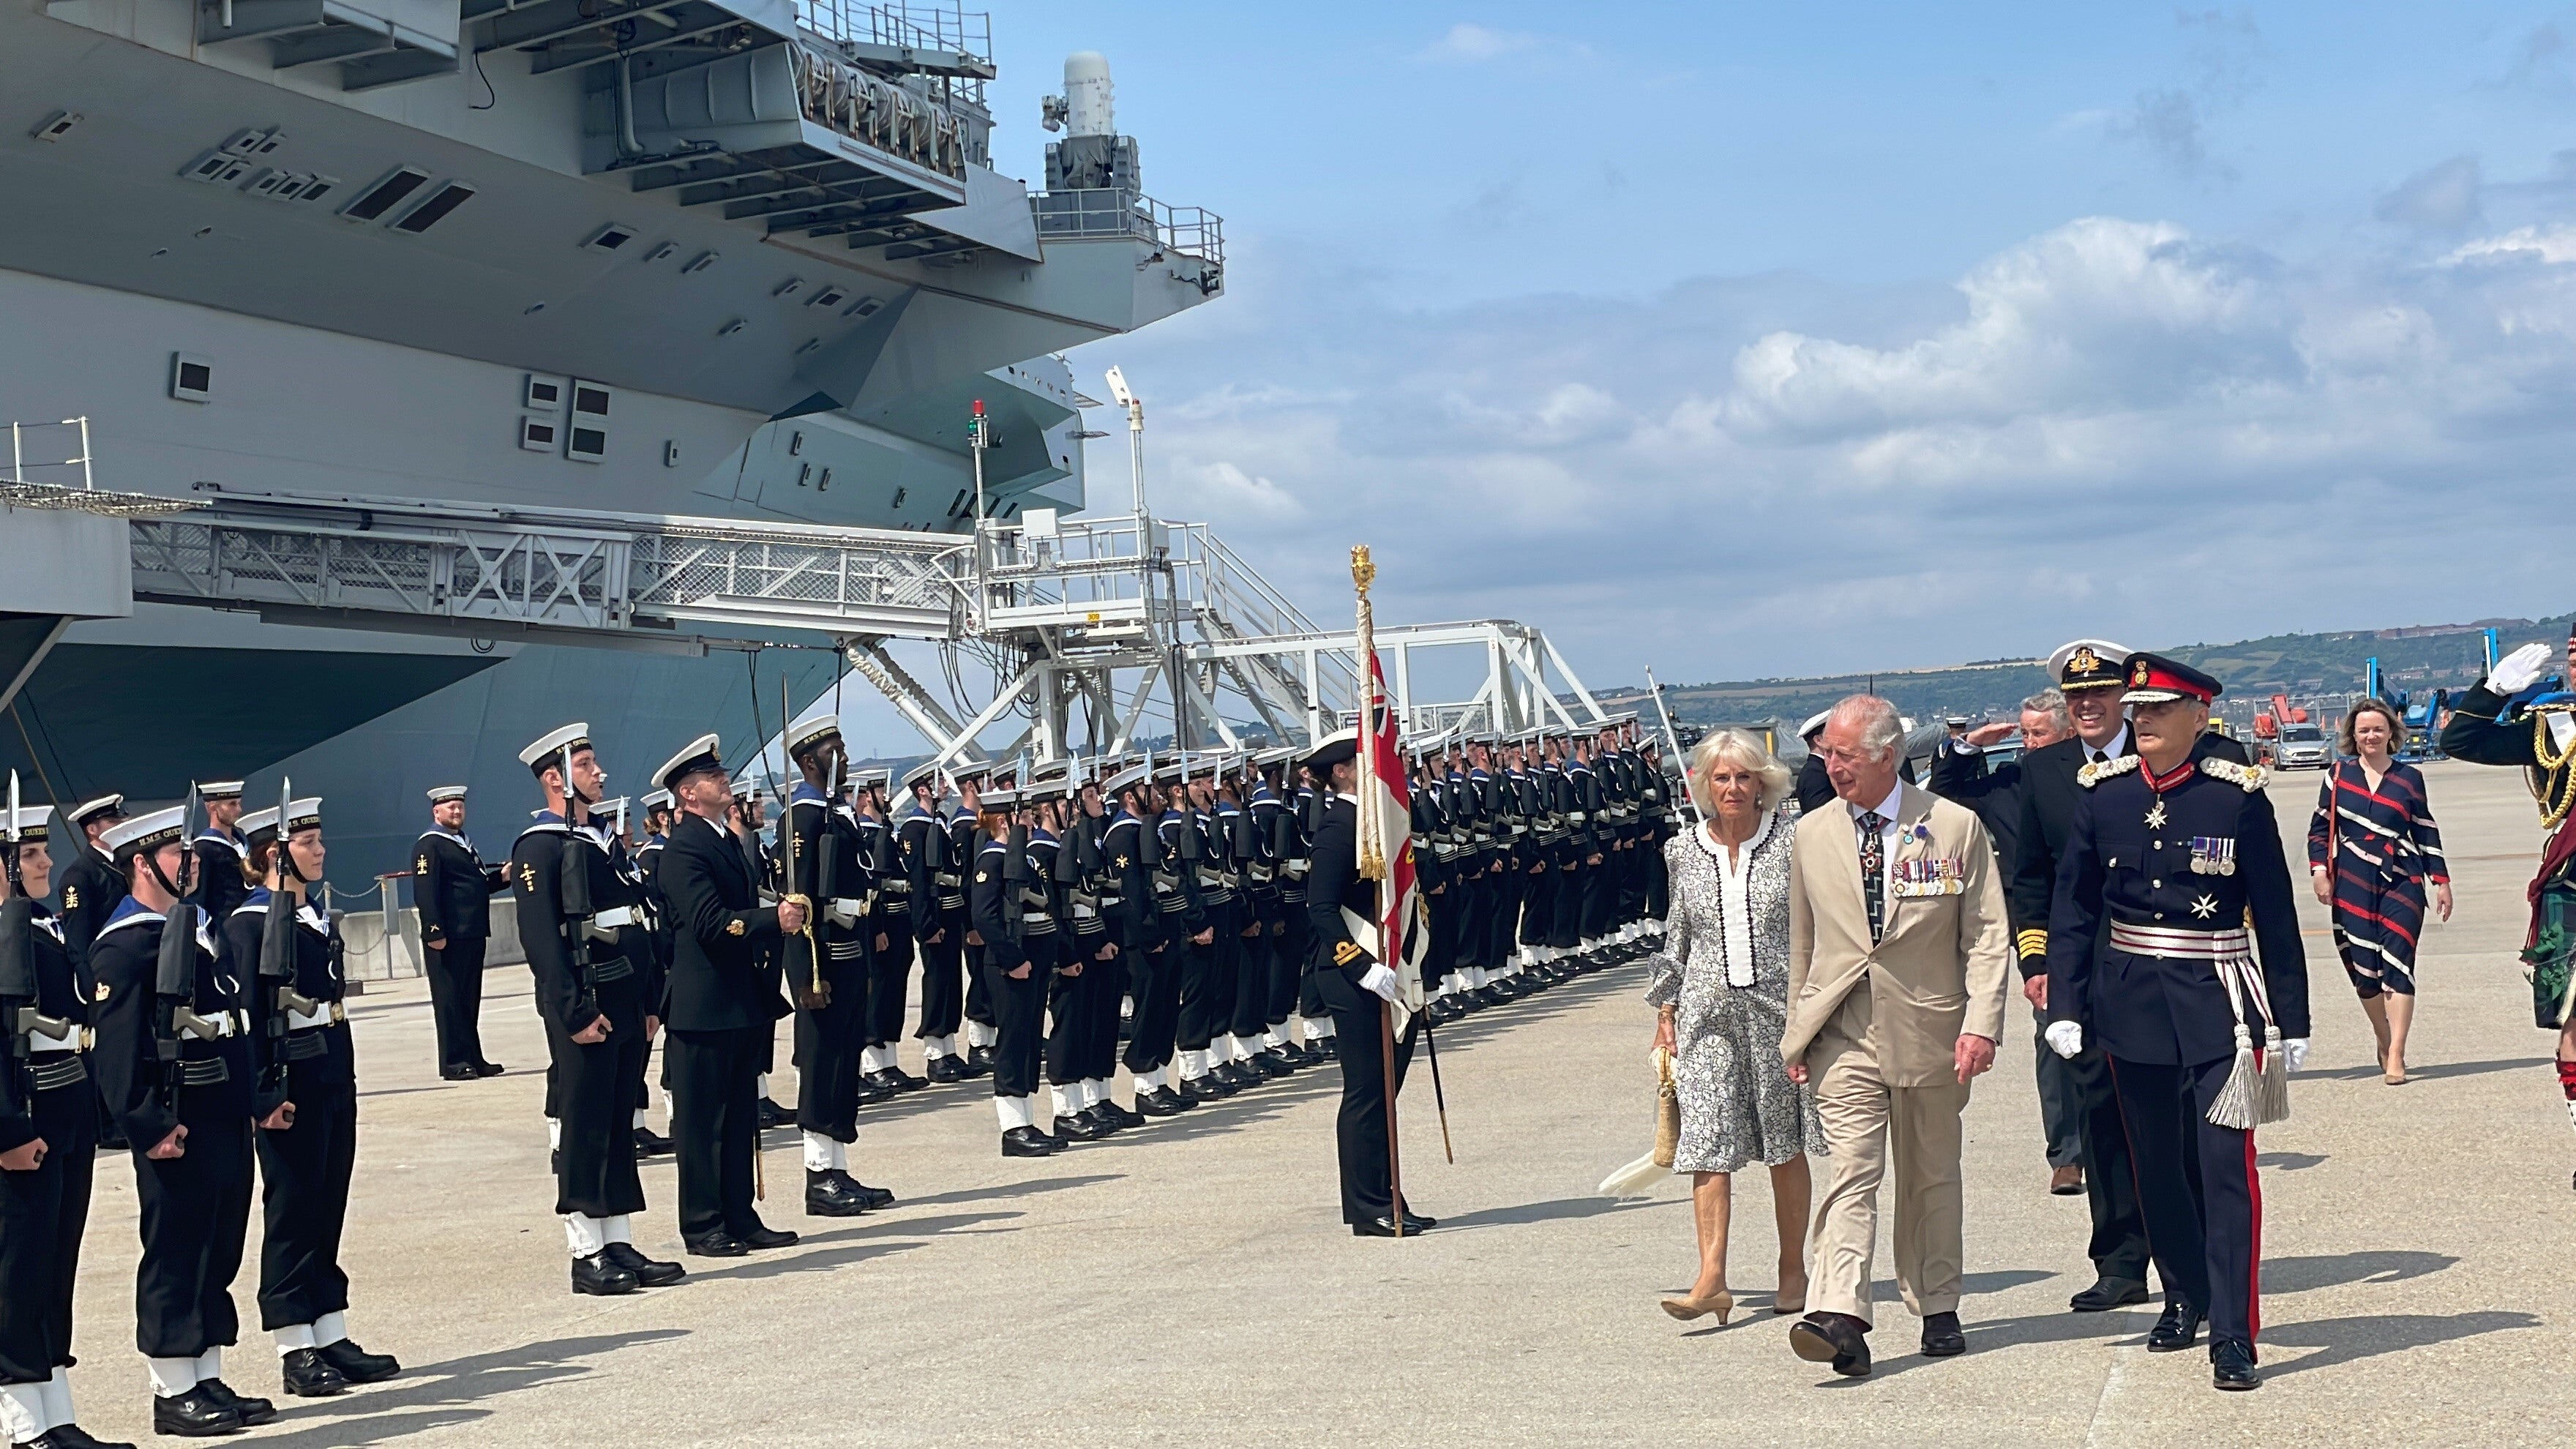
[2044,652,2307,1391]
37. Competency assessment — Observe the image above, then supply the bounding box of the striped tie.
[1857,811,1886,943]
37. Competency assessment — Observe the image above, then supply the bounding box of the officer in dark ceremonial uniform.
[653,735,803,1257]
[1302,731,1433,1238]
[225,799,400,1399]
[413,785,511,1081]
[88,808,272,1437]
[2045,654,2309,1392]
[776,706,894,1218]
[187,784,248,929]
[0,807,119,1449]
[509,725,683,1296]
[2012,641,2252,1313]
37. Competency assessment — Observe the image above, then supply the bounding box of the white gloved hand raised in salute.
[2488,641,2553,696]
[2044,1020,2084,1060]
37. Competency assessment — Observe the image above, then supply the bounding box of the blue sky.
[924,4,2576,707]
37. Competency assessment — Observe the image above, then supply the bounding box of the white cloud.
[1418,22,1546,64]
[1076,206,2576,690]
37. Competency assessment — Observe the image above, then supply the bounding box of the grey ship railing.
[1031,190,1224,266]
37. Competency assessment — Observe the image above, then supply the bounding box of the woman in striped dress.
[2307,699,2453,1084]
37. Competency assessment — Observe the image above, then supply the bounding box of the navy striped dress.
[2305,760,2448,996]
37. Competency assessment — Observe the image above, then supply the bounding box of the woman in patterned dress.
[2306,698,2452,1085]
[1647,728,1827,1325]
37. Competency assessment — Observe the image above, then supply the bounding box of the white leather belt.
[1071,902,1098,921]
[179,1010,247,1040]
[29,1032,80,1055]
[2108,921,2253,961]
[592,906,641,929]
[826,897,868,926]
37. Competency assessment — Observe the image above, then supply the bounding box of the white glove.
[1358,963,1401,1004]
[2490,641,2552,695]
[2283,1038,2310,1073]
[2043,1020,2083,1059]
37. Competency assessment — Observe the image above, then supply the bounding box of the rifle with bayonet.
[255,776,315,1106]
[155,785,229,1118]
[773,680,825,1011]
[557,744,604,1030]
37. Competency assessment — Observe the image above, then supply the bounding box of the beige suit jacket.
[1781,782,2012,1088]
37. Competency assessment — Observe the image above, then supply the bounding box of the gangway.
[7,463,1611,768]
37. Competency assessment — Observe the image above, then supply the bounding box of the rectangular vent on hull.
[340,167,429,222]
[184,151,255,186]
[567,427,607,464]
[171,353,214,403]
[571,383,612,419]
[585,222,640,252]
[520,417,558,452]
[524,375,566,411]
[390,182,475,233]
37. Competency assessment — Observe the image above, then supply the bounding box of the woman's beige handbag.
[1596,1048,1680,1197]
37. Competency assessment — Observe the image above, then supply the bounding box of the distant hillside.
[1599,615,2574,732]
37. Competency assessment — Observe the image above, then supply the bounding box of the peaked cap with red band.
[2120,652,2223,705]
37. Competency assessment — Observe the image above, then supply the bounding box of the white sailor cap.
[1800,711,1831,740]
[7,807,48,842]
[651,733,724,794]
[785,702,842,757]
[851,766,892,790]
[426,785,469,804]
[595,796,629,821]
[1302,729,1360,774]
[979,785,1021,810]
[1254,745,1297,770]
[520,722,592,770]
[68,794,124,825]
[196,779,245,801]
[102,806,187,858]
[641,789,673,812]
[242,797,322,845]
[1102,760,1152,794]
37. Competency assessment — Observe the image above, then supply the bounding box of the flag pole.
[1352,544,1403,1234]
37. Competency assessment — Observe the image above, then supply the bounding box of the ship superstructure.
[0,0,1224,869]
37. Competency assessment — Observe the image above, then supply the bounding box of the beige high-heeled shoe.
[1660,1289,1734,1324]
[1772,1276,1808,1315]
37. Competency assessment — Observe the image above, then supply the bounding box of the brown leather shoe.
[2049,1164,2085,1196]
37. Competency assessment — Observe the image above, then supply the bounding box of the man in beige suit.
[1781,695,2011,1377]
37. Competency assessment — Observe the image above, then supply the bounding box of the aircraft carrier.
[0,0,1223,874]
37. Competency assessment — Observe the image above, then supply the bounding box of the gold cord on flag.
[1352,545,1385,881]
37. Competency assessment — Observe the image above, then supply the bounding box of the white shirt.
[1846,779,1905,902]
[2080,724,2133,766]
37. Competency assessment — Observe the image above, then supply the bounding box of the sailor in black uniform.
[226,798,399,1399]
[853,770,920,1096]
[2045,654,2308,1392]
[1249,750,1316,1067]
[509,724,681,1295]
[1301,732,1431,1238]
[1216,758,1288,1083]
[187,783,248,929]
[654,735,803,1257]
[52,798,124,982]
[776,706,894,1218]
[89,807,272,1437]
[413,785,510,1081]
[896,764,965,1082]
[0,806,118,1449]
[625,792,674,1158]
[1105,760,1185,1115]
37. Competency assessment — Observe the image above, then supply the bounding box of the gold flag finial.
[1350,544,1375,596]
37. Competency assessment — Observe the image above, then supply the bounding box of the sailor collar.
[236,886,328,929]
[418,825,477,853]
[98,896,212,943]
[194,829,244,853]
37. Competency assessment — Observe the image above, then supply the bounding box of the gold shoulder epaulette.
[2076,756,2141,788]
[2203,758,2266,792]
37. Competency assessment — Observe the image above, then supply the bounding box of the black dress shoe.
[1135,1087,1187,1117]
[602,1241,686,1287]
[315,1337,401,1383]
[438,1065,477,1082]
[1426,1000,1462,1026]
[2146,1300,2205,1352]
[473,1060,507,1077]
[924,1055,966,1084]
[1471,986,1509,1008]
[1246,1052,1292,1080]
[853,1075,894,1105]
[34,1426,135,1449]
[837,1174,896,1210]
[1096,1098,1147,1128]
[806,1168,874,1216]
[882,1066,928,1092]
[33,1425,136,1449]
[1052,1112,1106,1142]
[1920,1310,1966,1357]
[1262,1044,1303,1071]
[149,1387,241,1438]
[966,1044,997,1073]
[738,1224,798,1250]
[2070,1276,2149,1312]
[1075,1104,1122,1136]
[2210,1337,2261,1390]
[632,1126,674,1157]
[1216,1061,1264,1090]
[681,1233,749,1259]
[1349,1215,1417,1238]
[575,1250,646,1290]
[280,1347,350,1398]
[195,1382,272,1426]
[1001,1126,1060,1157]
[756,1098,793,1129]
[861,1068,907,1096]
[1186,1073,1235,1101]
[1789,1311,1873,1377]
[1168,1083,1204,1108]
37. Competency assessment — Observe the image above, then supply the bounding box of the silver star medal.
[2144,800,2169,831]
[2189,894,2219,920]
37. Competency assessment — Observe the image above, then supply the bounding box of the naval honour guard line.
[0,544,1678,1442]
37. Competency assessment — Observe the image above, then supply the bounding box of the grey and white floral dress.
[1644,804,1827,1175]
